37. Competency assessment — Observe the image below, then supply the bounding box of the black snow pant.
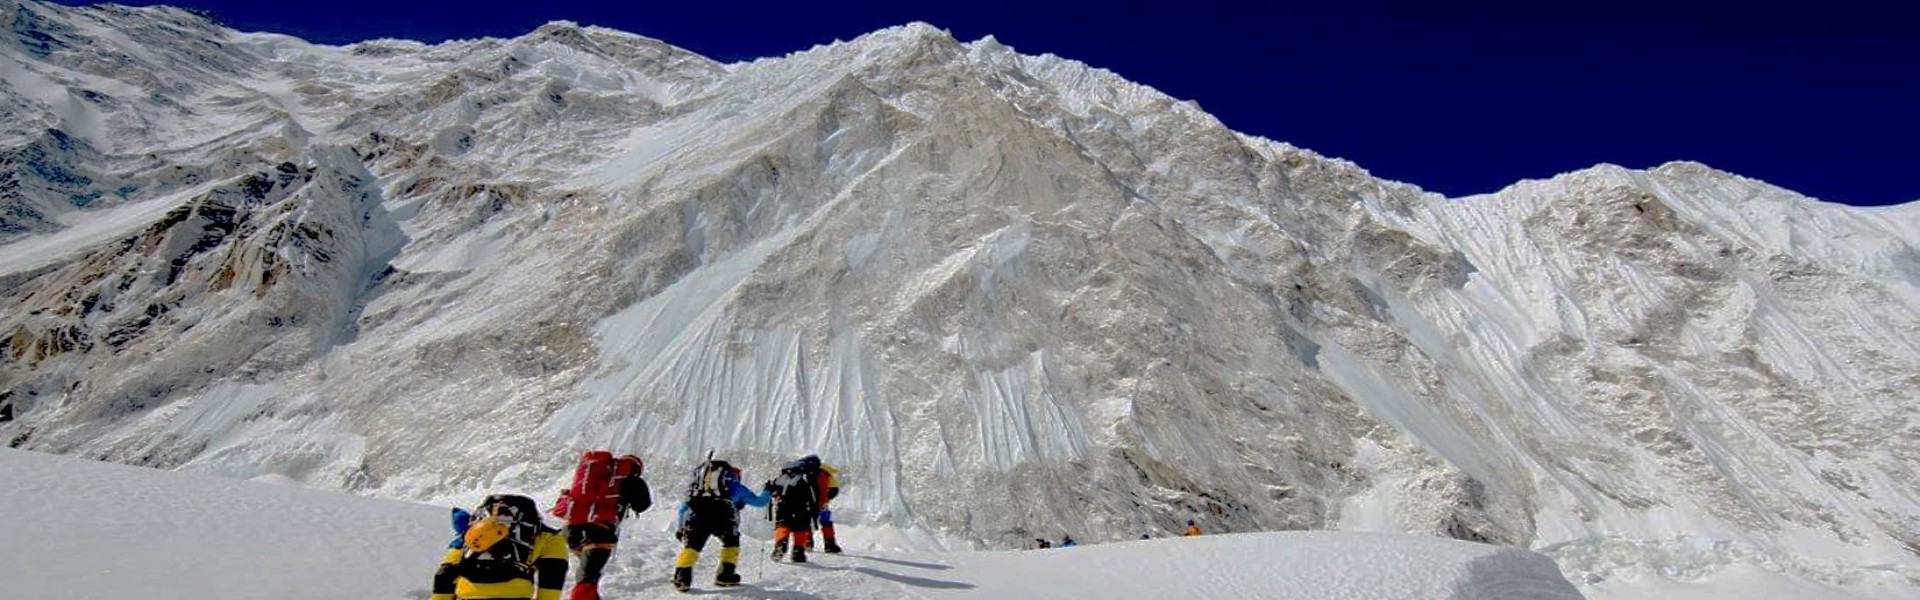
[679,499,741,552]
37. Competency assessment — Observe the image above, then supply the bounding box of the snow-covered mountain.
[2,1,1917,596]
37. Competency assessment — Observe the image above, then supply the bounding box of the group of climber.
[430,450,843,599]
[1031,535,1076,549]
[667,453,843,591]
[1035,520,1204,549]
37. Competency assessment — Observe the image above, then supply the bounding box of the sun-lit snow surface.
[2,447,1592,600]
[3,1,1920,598]
[1,447,447,599]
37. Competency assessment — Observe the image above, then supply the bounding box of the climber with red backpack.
[550,451,652,600]
[432,494,570,600]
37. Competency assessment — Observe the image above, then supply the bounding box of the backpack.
[769,457,821,511]
[687,460,740,500]
[448,507,472,549]
[556,450,642,526]
[459,494,547,584]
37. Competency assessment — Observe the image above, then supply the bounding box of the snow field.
[2,447,1585,599]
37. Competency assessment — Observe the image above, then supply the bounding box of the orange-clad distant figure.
[1183,520,1202,537]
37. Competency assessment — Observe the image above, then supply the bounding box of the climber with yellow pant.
[669,457,770,592]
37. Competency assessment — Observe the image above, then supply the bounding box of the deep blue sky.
[52,0,1920,205]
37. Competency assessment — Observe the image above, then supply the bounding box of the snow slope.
[2,2,1919,599]
[2,447,447,599]
[1,446,1585,600]
[0,177,216,276]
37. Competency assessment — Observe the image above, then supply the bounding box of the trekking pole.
[757,500,772,580]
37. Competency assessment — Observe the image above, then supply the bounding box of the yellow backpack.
[458,494,545,583]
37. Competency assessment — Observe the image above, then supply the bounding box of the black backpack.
[687,460,740,500]
[769,457,820,511]
[458,494,548,583]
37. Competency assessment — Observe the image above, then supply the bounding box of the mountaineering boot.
[715,562,741,587]
[568,581,599,600]
[823,538,843,554]
[790,544,807,564]
[770,540,788,561]
[673,548,699,592]
[715,546,742,587]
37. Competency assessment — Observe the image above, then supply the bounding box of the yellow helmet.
[464,514,512,552]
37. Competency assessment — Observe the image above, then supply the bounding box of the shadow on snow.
[791,561,976,590]
[841,554,954,571]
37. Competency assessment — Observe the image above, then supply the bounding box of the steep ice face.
[1,3,1917,596]
[1404,163,1920,582]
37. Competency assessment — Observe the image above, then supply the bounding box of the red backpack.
[553,450,641,526]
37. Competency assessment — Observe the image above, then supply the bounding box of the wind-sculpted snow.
[1,2,1917,597]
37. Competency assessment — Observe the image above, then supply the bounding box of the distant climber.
[765,454,837,562]
[671,457,769,592]
[1184,520,1202,537]
[1058,535,1077,548]
[432,494,569,600]
[550,451,652,600]
[1034,538,1052,549]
